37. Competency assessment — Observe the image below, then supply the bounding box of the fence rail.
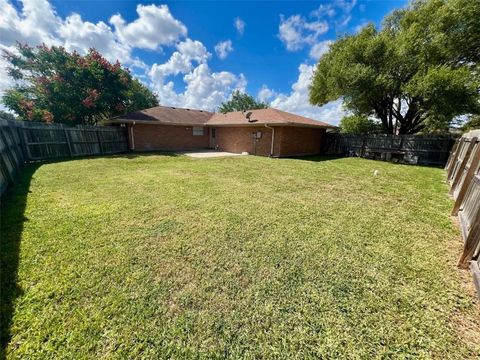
[0,118,128,197]
[445,130,480,296]
[325,133,456,166]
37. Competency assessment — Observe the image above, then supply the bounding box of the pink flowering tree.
[2,44,158,124]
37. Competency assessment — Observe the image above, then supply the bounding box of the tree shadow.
[0,163,40,359]
[293,154,445,168]
[285,154,343,162]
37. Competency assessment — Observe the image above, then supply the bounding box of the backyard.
[1,154,479,358]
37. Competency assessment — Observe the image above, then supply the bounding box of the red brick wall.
[129,123,325,156]
[130,124,209,151]
[276,127,325,157]
[213,126,280,156]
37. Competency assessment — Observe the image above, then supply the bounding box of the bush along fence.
[0,118,128,196]
[324,133,457,166]
[445,130,480,296]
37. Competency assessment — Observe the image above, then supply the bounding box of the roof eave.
[105,119,209,126]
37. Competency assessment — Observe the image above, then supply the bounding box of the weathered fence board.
[325,133,456,166]
[446,130,480,297]
[0,118,128,196]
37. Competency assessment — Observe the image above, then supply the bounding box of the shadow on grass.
[293,154,445,168]
[0,163,41,360]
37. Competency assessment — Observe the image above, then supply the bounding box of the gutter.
[264,124,275,157]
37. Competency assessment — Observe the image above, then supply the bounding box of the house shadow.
[0,163,40,359]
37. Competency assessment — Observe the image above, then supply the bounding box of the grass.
[1,154,479,359]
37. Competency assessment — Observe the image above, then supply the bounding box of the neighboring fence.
[324,133,456,166]
[445,130,480,295]
[0,118,128,196]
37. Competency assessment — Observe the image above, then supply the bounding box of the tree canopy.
[218,90,269,113]
[339,115,381,134]
[2,44,158,124]
[462,115,480,132]
[310,0,480,134]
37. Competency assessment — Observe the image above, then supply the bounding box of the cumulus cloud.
[258,85,276,103]
[214,40,233,59]
[309,40,333,60]
[59,14,133,64]
[149,38,210,82]
[0,0,61,47]
[0,1,188,68]
[0,0,249,112]
[109,4,187,50]
[278,14,328,51]
[234,17,245,36]
[151,63,246,111]
[270,63,347,125]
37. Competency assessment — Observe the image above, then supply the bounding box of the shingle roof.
[108,106,335,128]
[109,106,213,126]
[207,108,335,128]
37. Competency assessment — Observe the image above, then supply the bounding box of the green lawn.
[1,154,479,358]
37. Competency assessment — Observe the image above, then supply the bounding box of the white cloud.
[0,0,61,47]
[59,14,133,64]
[335,0,357,13]
[109,4,187,50]
[214,40,233,59]
[149,38,210,82]
[258,85,276,103]
[310,4,336,18]
[234,17,245,35]
[0,0,248,114]
[151,63,246,111]
[278,14,329,51]
[309,40,333,60]
[270,63,347,125]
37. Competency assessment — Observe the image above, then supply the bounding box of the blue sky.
[0,0,407,124]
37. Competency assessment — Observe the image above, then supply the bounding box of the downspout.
[265,124,275,157]
[129,121,136,151]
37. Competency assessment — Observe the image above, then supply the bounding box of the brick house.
[107,106,335,157]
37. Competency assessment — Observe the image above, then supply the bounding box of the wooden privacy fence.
[325,133,456,166]
[445,130,480,294]
[0,118,128,196]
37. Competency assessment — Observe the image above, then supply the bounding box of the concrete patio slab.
[182,150,246,158]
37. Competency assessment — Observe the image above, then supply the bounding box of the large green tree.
[462,115,480,132]
[339,114,381,134]
[310,0,480,134]
[218,90,269,113]
[2,44,158,124]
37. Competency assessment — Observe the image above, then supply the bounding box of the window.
[211,128,216,138]
[192,126,204,136]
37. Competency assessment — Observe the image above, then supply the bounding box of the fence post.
[0,125,18,175]
[0,127,16,185]
[361,135,366,157]
[16,122,29,162]
[63,128,73,157]
[452,141,480,215]
[450,138,477,193]
[445,138,459,170]
[458,207,480,269]
[447,138,465,181]
[96,128,103,155]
